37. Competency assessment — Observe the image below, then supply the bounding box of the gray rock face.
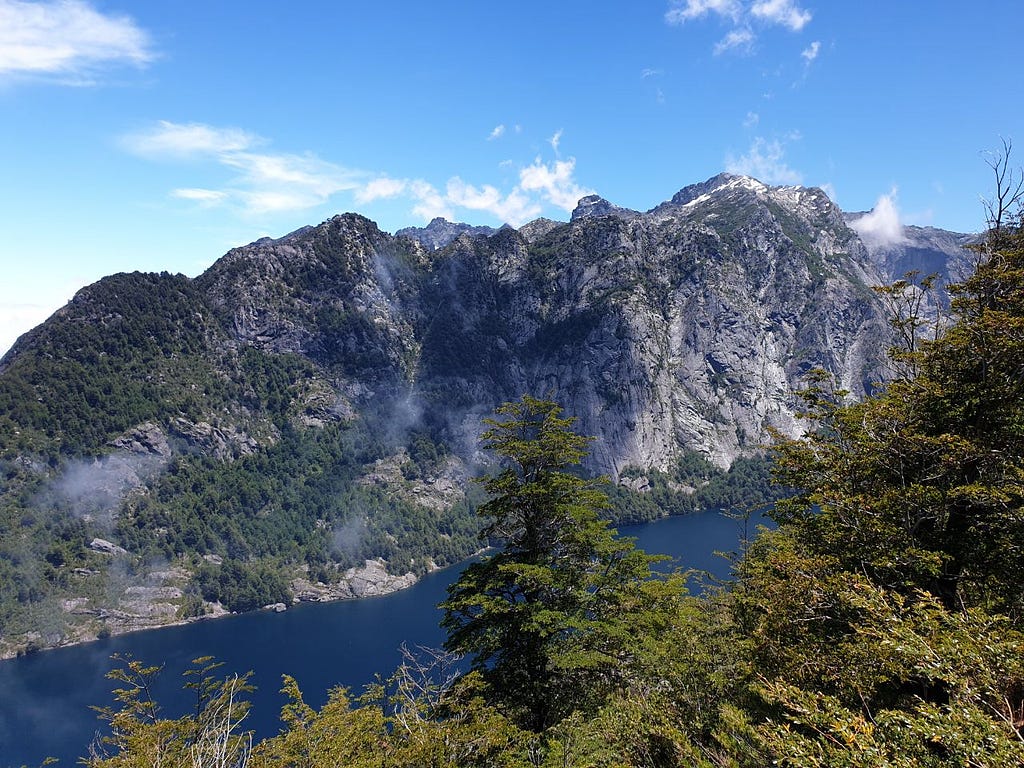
[291,558,417,601]
[848,218,977,291]
[6,175,973,483]
[413,176,898,471]
[396,217,497,250]
[180,174,972,475]
[89,538,128,556]
[571,195,641,221]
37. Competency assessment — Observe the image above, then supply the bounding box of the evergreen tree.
[441,395,677,732]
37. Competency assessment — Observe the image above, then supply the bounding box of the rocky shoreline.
[0,557,420,661]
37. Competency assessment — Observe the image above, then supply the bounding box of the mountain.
[395,217,498,250]
[0,174,973,655]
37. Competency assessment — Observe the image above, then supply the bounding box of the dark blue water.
[0,510,766,766]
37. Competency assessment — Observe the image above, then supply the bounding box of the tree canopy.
[441,395,680,731]
[82,169,1024,766]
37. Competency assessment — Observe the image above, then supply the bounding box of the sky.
[0,0,1020,356]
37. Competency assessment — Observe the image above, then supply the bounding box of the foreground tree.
[733,159,1024,764]
[441,396,680,732]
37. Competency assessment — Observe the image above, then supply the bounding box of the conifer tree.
[441,395,675,732]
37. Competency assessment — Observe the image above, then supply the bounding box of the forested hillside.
[80,203,1024,767]
[0,174,974,656]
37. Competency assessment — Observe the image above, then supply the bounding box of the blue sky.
[1,0,1020,355]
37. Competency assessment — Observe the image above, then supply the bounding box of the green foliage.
[0,272,225,456]
[772,224,1024,615]
[87,655,254,768]
[34,189,1024,766]
[740,217,1024,763]
[195,559,291,613]
[441,396,684,732]
[608,451,785,524]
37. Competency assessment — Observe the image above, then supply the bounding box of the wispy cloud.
[488,124,506,141]
[127,120,591,226]
[171,188,228,206]
[850,188,906,248]
[801,40,821,62]
[123,120,363,215]
[354,151,592,226]
[549,129,563,154]
[665,0,742,24]
[751,0,811,31]
[725,136,803,185]
[743,110,760,129]
[123,121,258,157]
[665,0,812,54]
[0,0,154,82]
[641,68,667,103]
[714,27,754,55]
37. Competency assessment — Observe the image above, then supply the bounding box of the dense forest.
[76,193,1024,766]
[0,241,785,653]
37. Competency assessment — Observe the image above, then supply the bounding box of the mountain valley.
[0,173,972,656]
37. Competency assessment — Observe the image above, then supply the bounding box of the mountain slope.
[0,174,973,654]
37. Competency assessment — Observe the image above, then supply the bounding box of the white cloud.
[409,180,453,222]
[801,40,821,62]
[850,188,906,248]
[641,67,663,78]
[0,0,153,80]
[123,121,257,157]
[171,188,228,206]
[665,0,741,24]
[751,0,811,30]
[124,121,361,215]
[238,190,329,215]
[715,27,754,55]
[0,282,79,358]
[743,110,760,129]
[355,177,408,203]
[222,151,357,196]
[549,129,563,154]
[488,124,506,141]
[129,121,590,227]
[446,178,541,225]
[666,0,813,55]
[519,157,592,212]
[725,136,803,185]
[348,140,591,226]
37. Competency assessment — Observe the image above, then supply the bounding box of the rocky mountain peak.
[668,172,749,206]
[516,217,562,243]
[570,195,641,222]
[395,217,497,251]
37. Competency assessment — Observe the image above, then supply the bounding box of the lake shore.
[0,557,424,660]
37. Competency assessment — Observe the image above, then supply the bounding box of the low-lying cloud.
[39,451,170,528]
[851,188,906,248]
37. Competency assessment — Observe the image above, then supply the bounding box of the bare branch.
[982,137,1024,233]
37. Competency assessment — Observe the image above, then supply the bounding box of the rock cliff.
[0,173,975,652]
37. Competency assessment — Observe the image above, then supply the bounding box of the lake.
[0,509,767,766]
